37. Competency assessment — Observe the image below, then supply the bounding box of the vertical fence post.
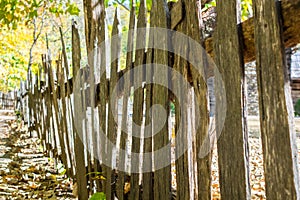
[214,0,251,198]
[151,0,172,199]
[116,2,135,199]
[253,0,300,198]
[105,9,121,200]
[129,0,147,199]
[72,22,89,200]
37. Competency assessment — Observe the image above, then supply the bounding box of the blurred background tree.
[0,0,253,92]
[0,0,81,92]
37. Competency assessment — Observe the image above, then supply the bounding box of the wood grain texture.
[182,0,212,199]
[171,0,190,199]
[116,3,135,200]
[47,58,68,172]
[214,0,250,199]
[129,0,147,199]
[59,29,74,177]
[142,43,154,200]
[106,9,121,200]
[152,0,172,199]
[72,24,89,200]
[96,0,107,194]
[253,0,300,199]
[34,0,300,101]
[57,58,73,177]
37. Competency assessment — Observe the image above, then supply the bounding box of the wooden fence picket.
[171,0,190,198]
[19,0,300,199]
[116,2,135,200]
[214,0,251,199]
[142,43,154,200]
[105,9,121,200]
[130,0,147,199]
[253,0,300,198]
[151,1,172,199]
[97,0,108,193]
[72,23,89,200]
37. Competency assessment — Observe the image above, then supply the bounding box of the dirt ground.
[0,111,299,199]
[211,122,300,200]
[0,111,75,199]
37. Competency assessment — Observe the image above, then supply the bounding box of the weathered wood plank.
[83,0,100,55]
[72,23,89,200]
[59,28,74,177]
[142,43,154,200]
[129,0,147,199]
[38,66,46,151]
[170,0,183,29]
[81,67,94,194]
[33,75,42,139]
[171,1,190,199]
[106,9,121,200]
[47,56,69,171]
[97,0,107,193]
[60,26,76,178]
[116,2,135,200]
[151,0,171,199]
[42,56,55,158]
[214,0,250,199]
[182,0,212,199]
[57,58,73,177]
[84,5,98,191]
[253,0,300,198]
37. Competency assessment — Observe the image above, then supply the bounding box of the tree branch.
[115,0,130,12]
[202,0,300,63]
[28,11,46,70]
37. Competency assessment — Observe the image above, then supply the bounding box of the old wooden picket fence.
[0,91,17,110]
[21,0,300,199]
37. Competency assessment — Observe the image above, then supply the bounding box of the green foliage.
[0,0,80,92]
[145,0,152,11]
[0,26,30,91]
[170,102,175,115]
[0,0,80,29]
[202,0,216,12]
[105,0,152,12]
[90,192,106,200]
[202,0,253,21]
[109,0,251,21]
[241,0,253,21]
[294,99,300,116]
[85,171,106,180]
[105,0,128,8]
[65,2,80,16]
